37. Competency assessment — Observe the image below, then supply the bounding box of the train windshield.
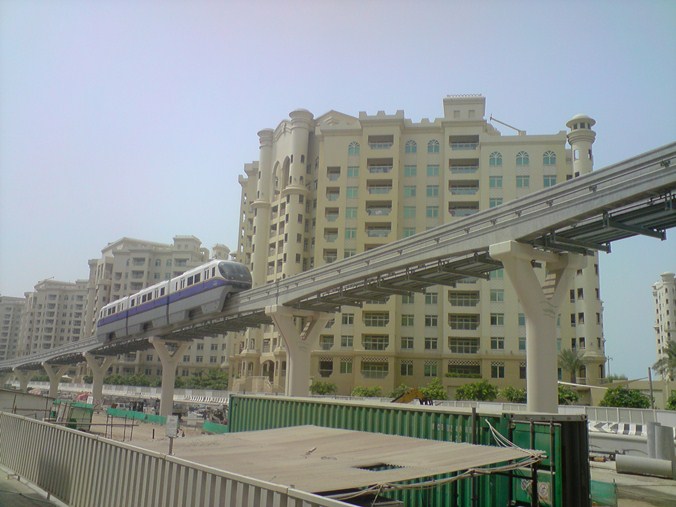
[218,262,252,283]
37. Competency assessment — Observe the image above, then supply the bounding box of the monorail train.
[96,259,252,342]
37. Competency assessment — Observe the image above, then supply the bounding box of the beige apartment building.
[231,95,606,397]
[653,272,675,379]
[84,236,233,377]
[17,279,89,356]
[0,296,24,360]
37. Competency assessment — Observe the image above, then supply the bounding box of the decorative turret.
[566,114,596,177]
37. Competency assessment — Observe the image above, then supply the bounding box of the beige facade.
[0,296,24,360]
[18,279,88,356]
[231,95,606,397]
[653,272,676,379]
[85,236,233,377]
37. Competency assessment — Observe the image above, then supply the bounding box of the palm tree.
[653,340,676,381]
[558,348,584,384]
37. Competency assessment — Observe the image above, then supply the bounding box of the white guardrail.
[0,412,352,507]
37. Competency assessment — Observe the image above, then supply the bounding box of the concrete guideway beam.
[149,337,191,417]
[84,353,114,406]
[266,305,333,397]
[42,363,70,399]
[489,241,586,413]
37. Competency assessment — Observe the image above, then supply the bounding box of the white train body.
[96,260,252,342]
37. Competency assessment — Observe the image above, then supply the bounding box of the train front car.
[167,260,252,326]
[96,296,130,342]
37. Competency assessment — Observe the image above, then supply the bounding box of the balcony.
[368,135,394,150]
[366,227,391,238]
[449,203,479,217]
[367,186,392,195]
[366,206,392,216]
[368,165,393,174]
[449,135,479,151]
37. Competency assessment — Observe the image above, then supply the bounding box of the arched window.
[516,151,529,166]
[348,142,360,156]
[427,140,440,153]
[489,152,502,167]
[543,151,556,165]
[405,140,417,153]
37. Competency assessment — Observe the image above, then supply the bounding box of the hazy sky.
[1,0,674,379]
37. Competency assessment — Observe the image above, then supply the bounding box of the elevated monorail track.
[1,142,674,371]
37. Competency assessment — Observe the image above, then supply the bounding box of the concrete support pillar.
[266,305,331,397]
[84,353,115,406]
[149,337,191,417]
[13,369,31,392]
[42,363,70,399]
[490,241,586,413]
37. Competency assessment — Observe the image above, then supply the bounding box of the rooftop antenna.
[489,115,526,135]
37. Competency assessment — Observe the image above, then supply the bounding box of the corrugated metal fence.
[0,412,351,507]
[229,394,591,507]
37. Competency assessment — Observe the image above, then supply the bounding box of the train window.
[131,298,136,307]
[187,276,194,286]
[212,267,216,277]
[148,293,152,301]
[194,273,201,283]
[141,295,147,303]
[160,287,165,296]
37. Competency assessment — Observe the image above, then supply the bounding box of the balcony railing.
[368,165,393,174]
[450,187,479,195]
[366,208,391,216]
[450,166,479,174]
[368,142,393,149]
[366,229,391,238]
[450,142,479,150]
[367,186,392,195]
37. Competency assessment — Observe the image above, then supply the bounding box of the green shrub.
[351,386,382,397]
[501,386,527,403]
[455,380,498,401]
[310,380,337,395]
[599,386,651,408]
[420,378,448,400]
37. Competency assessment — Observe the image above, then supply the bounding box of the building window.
[448,337,479,354]
[489,198,503,208]
[426,185,439,198]
[347,166,359,177]
[516,151,529,166]
[449,314,480,330]
[401,314,414,326]
[345,228,356,239]
[424,315,438,327]
[345,207,357,219]
[319,335,334,350]
[490,289,504,303]
[520,363,527,379]
[340,358,352,374]
[403,186,416,197]
[341,335,353,347]
[364,312,389,327]
[362,335,389,350]
[361,360,388,378]
[403,227,416,237]
[319,359,333,377]
[401,336,414,349]
[400,360,413,376]
[518,313,526,326]
[516,175,530,188]
[519,336,526,351]
[424,361,438,377]
[490,313,504,326]
[426,206,439,218]
[342,313,354,325]
[543,151,556,165]
[426,164,439,177]
[404,165,417,177]
[490,336,505,350]
[402,293,414,304]
[348,142,360,156]
[491,362,505,378]
[543,175,557,187]
[489,175,503,189]
[346,186,358,198]
[489,152,502,166]
[405,140,417,153]
[427,140,440,153]
[425,292,438,304]
[448,291,479,306]
[403,206,416,218]
[424,337,438,350]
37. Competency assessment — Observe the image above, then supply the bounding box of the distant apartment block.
[231,95,605,396]
[17,279,89,356]
[0,296,24,360]
[653,272,676,378]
